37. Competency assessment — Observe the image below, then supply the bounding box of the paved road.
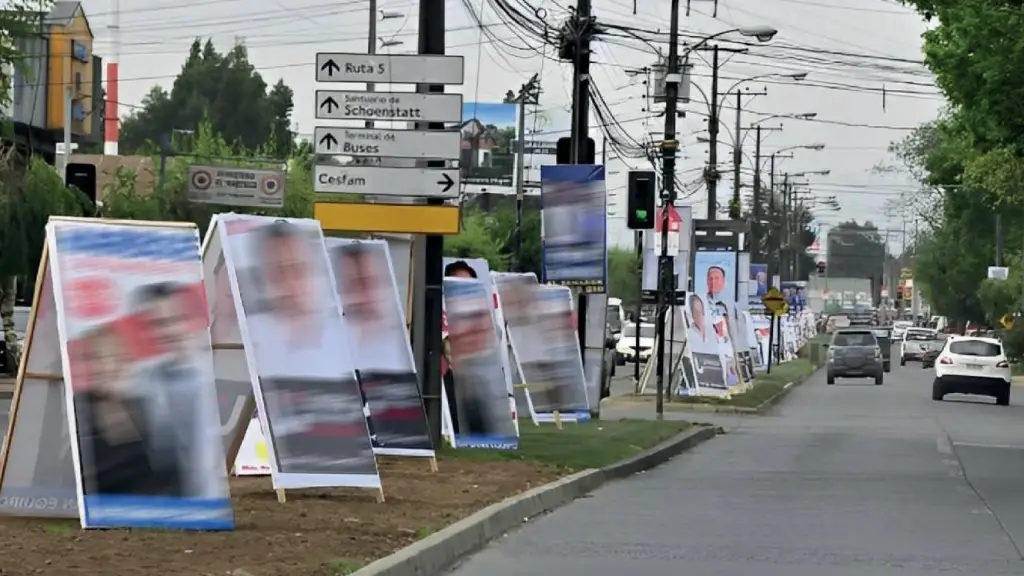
[450,361,1024,575]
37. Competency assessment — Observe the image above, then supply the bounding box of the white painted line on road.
[936,435,953,455]
[952,441,1024,451]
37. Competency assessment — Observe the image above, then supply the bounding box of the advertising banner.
[680,292,728,395]
[780,281,808,312]
[492,271,540,422]
[215,214,380,490]
[540,164,608,292]
[329,238,433,456]
[442,278,519,449]
[187,165,285,209]
[506,284,590,421]
[233,413,271,475]
[49,220,233,529]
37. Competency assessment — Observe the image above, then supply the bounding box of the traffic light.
[815,261,826,276]
[627,171,656,229]
[556,136,596,164]
[65,162,97,205]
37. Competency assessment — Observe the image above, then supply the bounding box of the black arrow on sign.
[320,96,339,114]
[320,59,340,77]
[437,172,455,193]
[319,132,338,150]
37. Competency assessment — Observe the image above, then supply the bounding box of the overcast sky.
[82,0,940,252]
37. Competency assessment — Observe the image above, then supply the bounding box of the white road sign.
[313,126,460,159]
[315,90,463,124]
[314,164,459,198]
[187,165,285,208]
[316,53,464,85]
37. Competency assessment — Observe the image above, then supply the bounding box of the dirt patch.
[0,457,564,576]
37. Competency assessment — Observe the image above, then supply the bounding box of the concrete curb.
[349,425,718,576]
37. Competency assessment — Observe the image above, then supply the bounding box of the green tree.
[825,221,888,280]
[607,248,641,309]
[119,39,295,156]
[0,156,91,372]
[443,210,507,269]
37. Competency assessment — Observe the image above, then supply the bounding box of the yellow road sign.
[1002,313,1015,330]
[763,287,786,315]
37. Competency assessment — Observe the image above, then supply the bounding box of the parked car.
[932,336,1011,405]
[900,327,938,365]
[827,328,885,386]
[0,306,30,374]
[892,320,914,340]
[616,321,655,365]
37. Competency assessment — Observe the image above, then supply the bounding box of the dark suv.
[827,329,885,386]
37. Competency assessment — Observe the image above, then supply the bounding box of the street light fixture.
[737,25,779,42]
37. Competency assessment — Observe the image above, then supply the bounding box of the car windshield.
[906,330,935,341]
[949,340,1002,357]
[623,324,656,339]
[833,332,876,347]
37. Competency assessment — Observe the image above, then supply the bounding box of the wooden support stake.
[553,410,563,430]
[276,489,286,503]
[376,488,386,503]
[429,456,438,473]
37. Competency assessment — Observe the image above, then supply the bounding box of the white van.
[607,297,626,341]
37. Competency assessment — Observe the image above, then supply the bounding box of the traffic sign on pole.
[316,53,465,85]
[762,286,787,316]
[315,90,464,123]
[314,164,459,198]
[313,126,461,159]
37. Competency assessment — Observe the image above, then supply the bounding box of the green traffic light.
[636,209,648,220]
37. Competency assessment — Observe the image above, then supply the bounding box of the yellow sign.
[762,287,786,315]
[1002,314,1015,330]
[315,202,461,235]
[900,268,914,280]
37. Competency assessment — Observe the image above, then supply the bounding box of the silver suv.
[827,329,884,386]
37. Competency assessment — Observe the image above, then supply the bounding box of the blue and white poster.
[540,165,607,292]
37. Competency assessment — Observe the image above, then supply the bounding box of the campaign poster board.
[442,278,519,449]
[443,258,517,427]
[539,164,608,292]
[212,213,381,491]
[233,414,271,475]
[491,271,540,424]
[327,238,434,458]
[508,285,590,422]
[748,262,768,314]
[680,292,729,396]
[47,218,233,529]
[0,246,78,518]
[693,251,746,391]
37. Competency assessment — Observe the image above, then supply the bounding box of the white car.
[932,336,1011,405]
[900,328,938,365]
[616,322,655,365]
[892,320,914,340]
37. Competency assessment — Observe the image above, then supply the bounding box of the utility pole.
[366,1,377,130]
[781,174,790,281]
[752,125,762,260]
[767,154,777,287]
[507,74,540,272]
[705,45,719,220]
[411,0,446,448]
[653,0,682,419]
[731,91,741,218]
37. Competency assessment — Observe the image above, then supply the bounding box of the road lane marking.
[952,441,1024,450]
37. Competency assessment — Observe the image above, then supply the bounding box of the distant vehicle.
[892,320,914,340]
[932,336,1011,405]
[921,334,950,369]
[616,321,655,365]
[827,329,885,386]
[900,328,938,365]
[0,306,29,375]
[607,297,625,342]
[870,327,893,373]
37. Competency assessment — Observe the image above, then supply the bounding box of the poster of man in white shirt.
[682,293,727,392]
[327,238,432,455]
[219,215,378,487]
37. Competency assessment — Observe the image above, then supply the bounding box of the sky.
[78,0,941,253]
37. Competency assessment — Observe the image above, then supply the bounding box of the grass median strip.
[4,418,694,576]
[676,358,819,407]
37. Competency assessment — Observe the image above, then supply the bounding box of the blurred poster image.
[442,278,518,449]
[233,412,271,475]
[50,222,232,530]
[681,293,727,394]
[328,238,433,456]
[506,284,589,419]
[217,214,379,488]
[540,165,607,290]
